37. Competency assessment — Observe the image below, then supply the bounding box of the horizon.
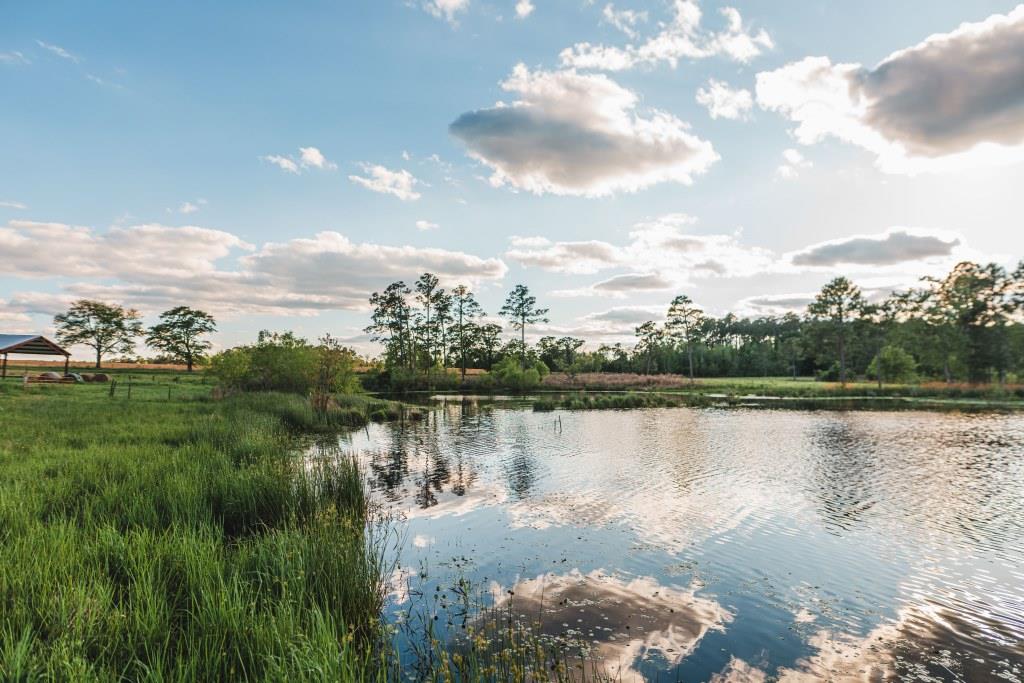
[4,1,1024,361]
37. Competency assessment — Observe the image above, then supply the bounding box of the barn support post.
[64,355,69,375]
[2,352,7,379]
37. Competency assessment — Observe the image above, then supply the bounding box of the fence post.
[127,375,132,400]
[109,379,116,397]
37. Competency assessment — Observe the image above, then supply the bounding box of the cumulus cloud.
[777,148,811,179]
[298,146,337,170]
[517,213,775,297]
[602,4,647,39]
[262,154,300,173]
[450,64,718,196]
[262,146,336,174]
[36,40,79,62]
[1,219,506,317]
[348,164,422,201]
[415,219,439,231]
[757,6,1024,173]
[422,0,469,25]
[790,228,962,267]
[0,220,250,281]
[0,200,28,209]
[696,78,753,120]
[515,0,534,19]
[560,1,772,71]
[507,236,619,274]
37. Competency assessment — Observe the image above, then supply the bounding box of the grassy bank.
[538,373,1024,401]
[0,386,396,681]
[533,390,1024,412]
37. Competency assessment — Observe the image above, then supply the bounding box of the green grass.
[0,385,395,681]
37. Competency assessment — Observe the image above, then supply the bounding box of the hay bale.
[90,373,111,383]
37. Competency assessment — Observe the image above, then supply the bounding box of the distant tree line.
[49,259,1023,386]
[368,260,1024,388]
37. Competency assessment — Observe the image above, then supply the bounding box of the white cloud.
[602,4,647,39]
[0,220,251,282]
[522,213,776,297]
[733,293,814,317]
[789,228,962,267]
[0,51,30,65]
[36,40,79,63]
[299,146,337,170]
[776,148,811,179]
[515,0,534,19]
[561,2,772,71]
[262,154,300,174]
[349,164,422,201]
[696,78,753,120]
[262,146,336,174]
[423,0,469,25]
[0,200,28,210]
[507,236,619,274]
[450,64,718,196]
[415,219,439,231]
[1,219,506,317]
[756,6,1024,174]
[177,199,207,215]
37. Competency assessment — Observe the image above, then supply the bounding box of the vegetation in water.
[0,387,395,681]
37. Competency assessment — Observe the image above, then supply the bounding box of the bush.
[492,357,542,391]
[868,345,918,385]
[210,331,360,397]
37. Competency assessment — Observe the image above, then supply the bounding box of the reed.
[0,389,393,681]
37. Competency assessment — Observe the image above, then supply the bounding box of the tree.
[475,322,503,370]
[450,285,484,381]
[54,300,143,368]
[145,306,216,372]
[366,282,414,370]
[415,273,441,364]
[666,295,705,383]
[499,284,549,368]
[868,345,917,386]
[807,278,867,385]
[919,262,1017,383]
[634,321,662,374]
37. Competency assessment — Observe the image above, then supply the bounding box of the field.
[0,376,398,681]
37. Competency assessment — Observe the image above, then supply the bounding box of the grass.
[0,382,398,681]
[538,373,1024,403]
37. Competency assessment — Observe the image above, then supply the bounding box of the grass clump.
[0,388,392,681]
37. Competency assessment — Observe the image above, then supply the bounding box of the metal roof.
[0,334,70,356]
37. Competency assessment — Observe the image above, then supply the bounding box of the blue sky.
[3,1,1023,356]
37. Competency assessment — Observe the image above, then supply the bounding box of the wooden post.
[127,375,132,400]
[2,352,6,379]
[63,355,69,376]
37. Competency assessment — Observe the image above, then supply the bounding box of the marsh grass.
[0,387,396,681]
[398,577,613,683]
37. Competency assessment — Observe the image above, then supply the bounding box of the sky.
[2,0,1024,358]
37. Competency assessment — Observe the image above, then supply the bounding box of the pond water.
[332,397,1024,681]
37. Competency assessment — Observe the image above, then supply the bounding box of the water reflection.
[490,569,730,678]
[334,400,1024,681]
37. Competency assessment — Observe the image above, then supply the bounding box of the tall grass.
[0,389,393,681]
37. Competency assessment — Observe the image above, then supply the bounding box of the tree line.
[47,258,1023,384]
[367,260,1024,387]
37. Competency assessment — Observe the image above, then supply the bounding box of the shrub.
[868,345,918,385]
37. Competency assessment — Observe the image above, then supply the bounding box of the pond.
[331,397,1024,680]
